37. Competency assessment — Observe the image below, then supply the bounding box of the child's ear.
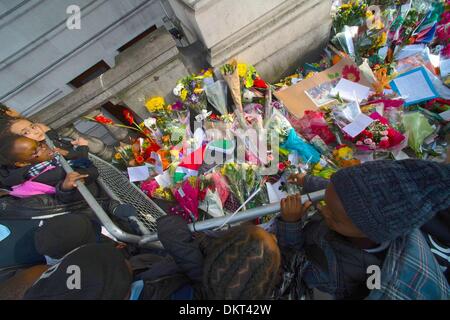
[14,161,31,168]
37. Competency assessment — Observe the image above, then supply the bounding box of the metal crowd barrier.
[46,135,325,247]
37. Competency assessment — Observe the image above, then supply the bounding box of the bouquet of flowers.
[173,176,200,222]
[402,111,435,157]
[145,96,168,115]
[220,162,266,211]
[266,109,321,164]
[220,59,243,114]
[112,144,134,169]
[84,110,158,145]
[290,110,336,144]
[354,112,405,150]
[173,70,213,113]
[112,135,160,169]
[332,1,368,34]
[204,80,228,115]
[332,144,361,167]
[220,162,246,207]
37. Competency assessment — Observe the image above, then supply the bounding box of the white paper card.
[342,113,374,138]
[331,78,370,102]
[155,170,172,188]
[127,166,150,182]
[395,44,426,60]
[392,150,410,160]
[101,226,118,241]
[288,152,300,166]
[439,109,450,121]
[440,59,450,77]
[266,181,287,204]
[150,152,163,174]
[194,128,206,148]
[390,68,437,105]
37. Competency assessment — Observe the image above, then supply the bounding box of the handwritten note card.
[342,113,374,138]
[127,166,150,182]
[390,67,438,106]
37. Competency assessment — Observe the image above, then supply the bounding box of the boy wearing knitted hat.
[278,159,449,300]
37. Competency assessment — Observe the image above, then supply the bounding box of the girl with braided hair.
[201,224,281,299]
[156,215,282,300]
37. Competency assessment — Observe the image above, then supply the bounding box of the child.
[278,159,449,299]
[156,215,281,300]
[0,116,88,159]
[0,116,88,189]
[0,135,98,199]
[19,215,281,300]
[22,243,133,300]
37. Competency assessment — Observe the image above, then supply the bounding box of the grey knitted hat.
[330,160,450,243]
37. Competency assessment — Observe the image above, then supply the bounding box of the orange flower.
[373,67,391,93]
[157,149,171,170]
[332,54,342,65]
[162,135,170,144]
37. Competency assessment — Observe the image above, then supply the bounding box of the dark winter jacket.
[0,129,88,188]
[276,175,449,299]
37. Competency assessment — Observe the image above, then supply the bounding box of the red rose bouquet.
[354,112,405,151]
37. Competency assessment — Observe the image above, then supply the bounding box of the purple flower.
[271,101,282,109]
[172,101,184,110]
[191,94,199,103]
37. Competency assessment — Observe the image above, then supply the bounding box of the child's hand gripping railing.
[45,136,142,244]
[137,189,325,244]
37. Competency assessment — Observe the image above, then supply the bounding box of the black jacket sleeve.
[34,162,99,187]
[0,166,30,188]
[66,146,89,160]
[55,179,102,203]
[303,175,329,194]
[157,215,204,282]
[47,129,89,160]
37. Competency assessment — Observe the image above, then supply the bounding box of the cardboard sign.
[275,58,373,118]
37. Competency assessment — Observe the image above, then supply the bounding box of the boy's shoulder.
[368,229,449,300]
[0,165,32,187]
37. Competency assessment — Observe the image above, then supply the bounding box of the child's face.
[318,183,366,238]
[12,137,55,166]
[10,119,45,141]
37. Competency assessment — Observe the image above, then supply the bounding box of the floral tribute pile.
[84,0,450,224]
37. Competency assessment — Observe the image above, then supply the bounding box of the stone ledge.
[176,0,216,12]
[31,28,187,128]
[116,58,190,119]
